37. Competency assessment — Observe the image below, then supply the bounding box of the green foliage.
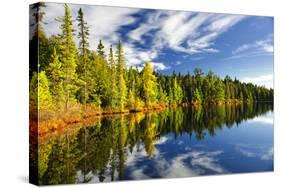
[38,71,52,110]
[193,88,202,103]
[76,8,90,105]
[30,72,39,107]
[48,48,65,108]
[57,4,79,109]
[172,78,183,104]
[97,40,105,58]
[116,40,127,109]
[158,85,168,104]
[142,63,158,106]
[108,45,118,108]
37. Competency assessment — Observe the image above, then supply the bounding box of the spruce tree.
[38,71,53,111]
[116,40,127,110]
[48,48,65,108]
[97,40,105,58]
[142,62,157,106]
[57,4,79,109]
[77,8,90,105]
[109,45,118,108]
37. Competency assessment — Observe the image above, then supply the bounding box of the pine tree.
[97,40,105,58]
[173,77,183,104]
[38,71,52,111]
[30,2,50,74]
[142,62,157,106]
[116,40,127,110]
[77,8,90,105]
[57,4,79,109]
[30,72,39,108]
[158,85,168,104]
[109,45,118,108]
[193,88,202,103]
[48,48,65,108]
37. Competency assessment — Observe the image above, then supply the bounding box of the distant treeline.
[30,3,273,114]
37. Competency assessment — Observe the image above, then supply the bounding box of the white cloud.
[231,35,273,59]
[232,44,252,55]
[151,62,169,71]
[42,3,245,69]
[174,61,182,65]
[241,74,273,88]
[43,3,140,51]
[128,11,244,57]
[256,40,274,53]
[84,6,139,49]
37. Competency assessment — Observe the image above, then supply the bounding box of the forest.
[29,3,274,126]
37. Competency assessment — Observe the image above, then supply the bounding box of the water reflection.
[31,103,273,185]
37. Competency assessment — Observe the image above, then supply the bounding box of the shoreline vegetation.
[30,100,273,137]
[29,3,274,136]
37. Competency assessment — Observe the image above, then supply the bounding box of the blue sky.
[40,3,274,88]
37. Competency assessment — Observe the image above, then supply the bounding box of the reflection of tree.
[76,126,91,183]
[41,132,81,185]
[143,114,159,158]
[117,115,128,180]
[36,103,273,184]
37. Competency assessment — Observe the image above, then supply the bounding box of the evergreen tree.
[142,62,157,106]
[48,48,65,108]
[30,2,50,74]
[97,40,105,58]
[108,45,118,108]
[38,71,52,111]
[116,40,127,110]
[77,8,90,105]
[173,78,183,104]
[193,88,202,103]
[57,4,79,109]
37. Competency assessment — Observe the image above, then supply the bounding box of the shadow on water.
[30,102,273,185]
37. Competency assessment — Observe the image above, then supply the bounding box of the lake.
[33,102,274,185]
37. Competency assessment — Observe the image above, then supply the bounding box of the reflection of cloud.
[159,153,197,177]
[248,112,274,125]
[250,116,274,125]
[156,136,170,145]
[177,140,184,145]
[77,141,227,182]
[190,151,225,173]
[131,169,150,180]
[235,144,273,161]
[127,143,226,178]
[261,147,273,160]
[235,147,256,157]
[154,150,225,177]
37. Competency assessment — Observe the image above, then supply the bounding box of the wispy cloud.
[43,4,141,54]
[241,74,273,88]
[129,11,244,56]
[229,35,273,60]
[42,3,249,70]
[151,62,169,71]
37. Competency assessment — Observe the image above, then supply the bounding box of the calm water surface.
[33,103,273,185]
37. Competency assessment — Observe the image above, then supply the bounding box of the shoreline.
[30,100,273,136]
